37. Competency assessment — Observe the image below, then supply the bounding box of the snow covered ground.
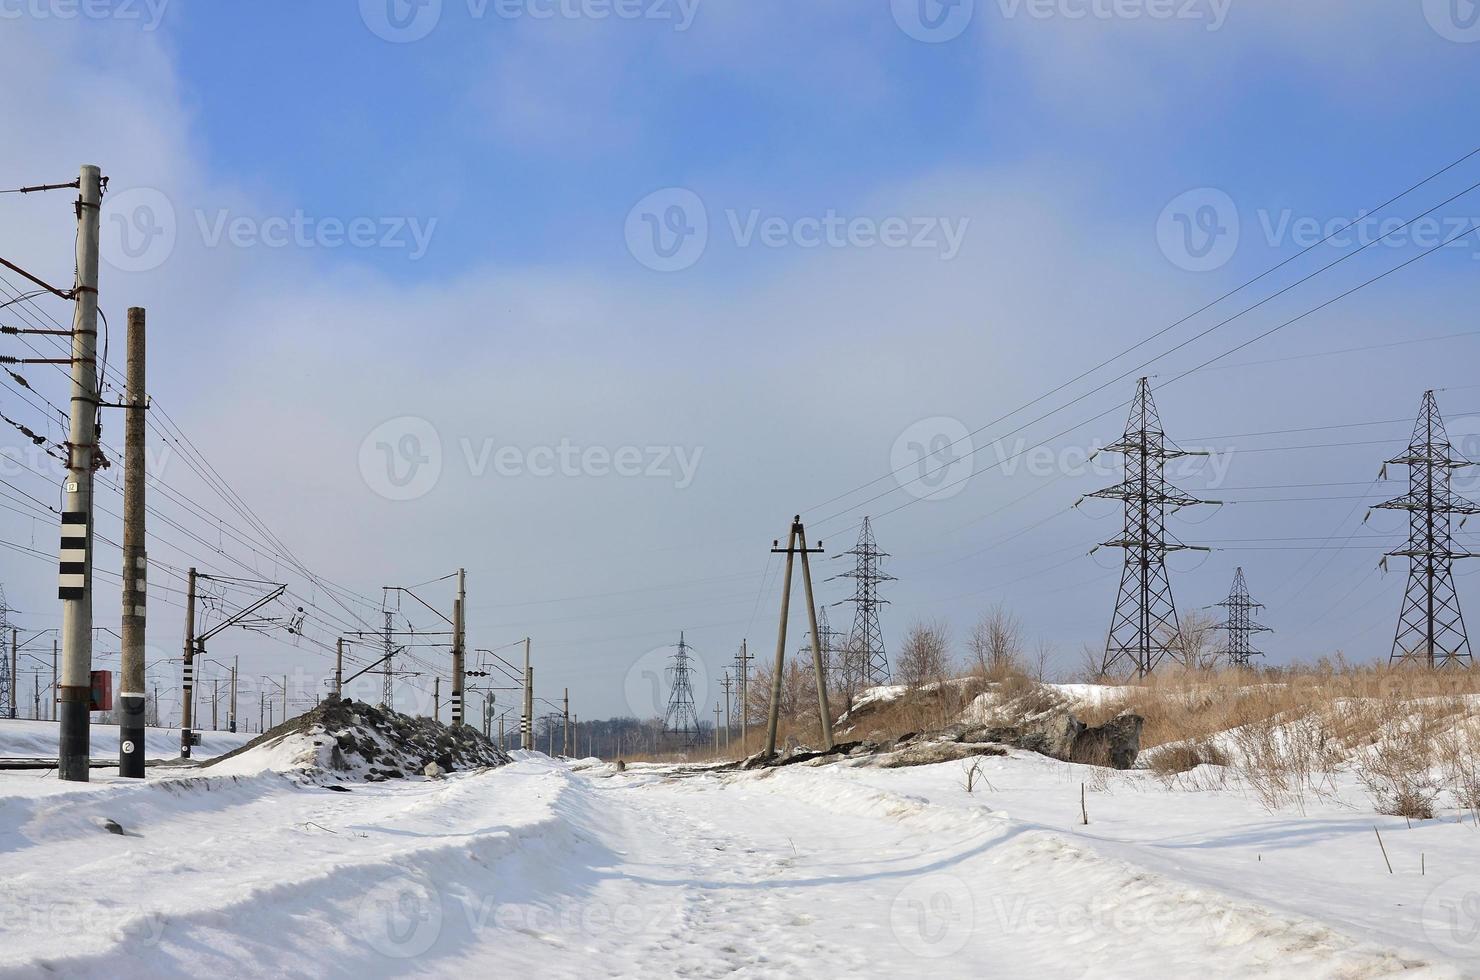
[0,718,251,761]
[1,746,1477,977]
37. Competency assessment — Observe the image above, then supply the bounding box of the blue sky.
[3,1,1480,723]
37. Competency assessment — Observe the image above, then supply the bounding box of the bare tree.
[1031,640,1055,683]
[969,602,1023,676]
[1165,609,1221,671]
[898,618,953,690]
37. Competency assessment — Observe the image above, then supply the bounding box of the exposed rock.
[423,761,445,779]
[874,742,1008,769]
[1074,714,1142,770]
[614,760,627,772]
[952,712,1144,770]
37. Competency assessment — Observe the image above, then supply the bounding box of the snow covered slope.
[0,718,250,761]
[0,746,1474,977]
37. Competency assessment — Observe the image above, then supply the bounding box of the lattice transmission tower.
[1214,568,1270,668]
[1092,378,1215,678]
[836,517,895,693]
[0,585,11,720]
[382,609,395,709]
[798,605,845,680]
[1377,390,1479,668]
[662,631,703,744]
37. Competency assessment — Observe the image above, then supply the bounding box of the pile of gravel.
[204,696,511,782]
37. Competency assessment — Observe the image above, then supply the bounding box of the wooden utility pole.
[180,567,197,758]
[8,629,15,719]
[334,638,344,699]
[57,164,103,782]
[765,516,833,757]
[119,307,148,777]
[713,702,722,753]
[433,676,440,720]
[229,656,238,733]
[563,688,570,756]
[51,639,57,721]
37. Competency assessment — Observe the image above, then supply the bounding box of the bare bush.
[969,603,1023,677]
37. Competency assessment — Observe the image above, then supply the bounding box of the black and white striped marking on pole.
[58,512,86,600]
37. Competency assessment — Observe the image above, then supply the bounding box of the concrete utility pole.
[334,639,344,699]
[8,630,15,719]
[797,519,834,752]
[57,164,104,782]
[451,567,465,726]
[229,656,238,733]
[119,306,147,778]
[433,675,440,720]
[51,639,57,721]
[713,702,722,753]
[180,567,197,758]
[522,637,533,750]
[721,673,732,748]
[735,639,751,755]
[563,688,570,756]
[212,678,219,731]
[765,517,833,757]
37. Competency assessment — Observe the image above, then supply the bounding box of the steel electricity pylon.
[835,517,894,693]
[1214,567,1270,668]
[1376,390,1479,669]
[1090,378,1216,678]
[0,586,11,720]
[661,632,703,744]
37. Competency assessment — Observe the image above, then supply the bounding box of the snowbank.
[0,718,250,761]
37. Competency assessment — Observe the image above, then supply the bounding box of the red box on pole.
[89,670,112,712]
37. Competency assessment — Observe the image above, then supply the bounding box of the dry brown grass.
[1067,659,1480,814]
[614,660,1480,820]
